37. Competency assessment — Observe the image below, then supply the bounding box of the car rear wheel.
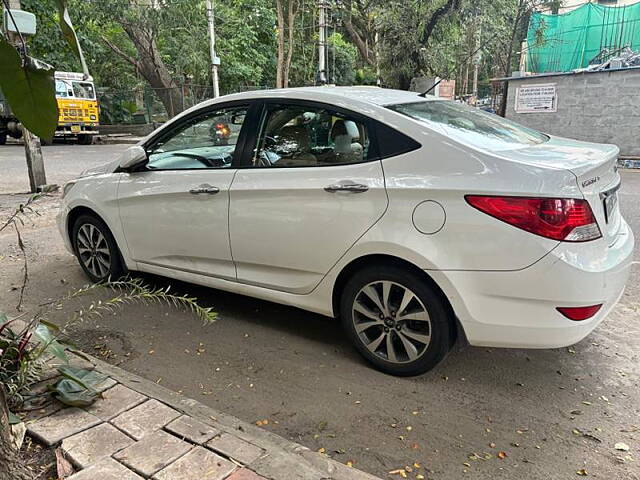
[340,265,453,376]
[72,214,124,283]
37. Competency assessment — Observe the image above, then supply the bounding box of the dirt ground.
[1,152,639,479]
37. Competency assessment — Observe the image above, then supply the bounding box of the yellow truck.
[54,71,99,144]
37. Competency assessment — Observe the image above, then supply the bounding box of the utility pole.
[4,0,48,192]
[318,0,327,84]
[206,0,220,98]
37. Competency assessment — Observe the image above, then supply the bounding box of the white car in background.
[58,87,634,376]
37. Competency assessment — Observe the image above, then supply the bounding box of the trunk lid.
[498,136,621,243]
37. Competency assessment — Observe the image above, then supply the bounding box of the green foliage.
[328,33,357,85]
[52,0,85,70]
[0,37,57,140]
[51,366,109,407]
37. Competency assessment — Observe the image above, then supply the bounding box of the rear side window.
[251,104,372,168]
[389,100,548,151]
[374,122,421,159]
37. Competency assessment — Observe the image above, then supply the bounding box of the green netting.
[527,2,640,73]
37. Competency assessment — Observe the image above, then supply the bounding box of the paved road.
[0,143,129,193]
[1,144,639,480]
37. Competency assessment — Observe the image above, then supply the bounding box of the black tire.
[77,134,94,145]
[0,131,6,145]
[340,265,453,376]
[71,214,125,283]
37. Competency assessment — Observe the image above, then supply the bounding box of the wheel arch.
[331,254,461,344]
[67,206,106,248]
[67,205,131,273]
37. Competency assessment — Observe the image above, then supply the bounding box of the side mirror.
[118,145,148,170]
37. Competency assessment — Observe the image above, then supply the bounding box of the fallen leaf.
[489,442,496,448]
[497,451,507,459]
[388,469,407,478]
[576,468,588,476]
[318,447,326,454]
[614,442,630,452]
[346,461,353,467]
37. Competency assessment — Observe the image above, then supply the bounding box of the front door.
[229,102,388,294]
[118,105,249,280]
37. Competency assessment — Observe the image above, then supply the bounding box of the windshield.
[71,81,96,100]
[389,100,548,151]
[55,80,72,98]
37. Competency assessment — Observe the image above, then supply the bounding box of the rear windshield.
[389,100,548,151]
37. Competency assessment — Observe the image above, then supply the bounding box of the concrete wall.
[505,68,640,157]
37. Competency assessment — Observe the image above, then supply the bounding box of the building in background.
[541,0,639,15]
[526,1,640,73]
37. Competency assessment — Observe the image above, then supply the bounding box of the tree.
[275,0,300,88]
[96,1,186,117]
[328,32,358,85]
[338,0,377,67]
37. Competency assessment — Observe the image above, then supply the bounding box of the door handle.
[189,184,220,195]
[324,182,369,193]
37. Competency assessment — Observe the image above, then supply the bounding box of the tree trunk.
[283,1,297,88]
[343,17,374,66]
[275,0,286,88]
[103,22,184,118]
[0,387,30,480]
[498,1,524,117]
[123,23,183,118]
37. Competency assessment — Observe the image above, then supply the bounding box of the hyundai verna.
[58,87,634,376]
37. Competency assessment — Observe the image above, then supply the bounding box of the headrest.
[331,119,360,141]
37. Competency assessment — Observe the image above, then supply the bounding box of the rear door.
[228,101,388,294]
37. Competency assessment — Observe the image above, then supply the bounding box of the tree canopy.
[12,0,559,118]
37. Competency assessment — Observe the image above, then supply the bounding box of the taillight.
[556,304,602,321]
[465,196,601,242]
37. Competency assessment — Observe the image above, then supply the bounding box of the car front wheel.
[340,265,453,376]
[72,214,124,283]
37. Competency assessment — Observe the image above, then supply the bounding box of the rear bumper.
[55,125,99,136]
[433,218,635,348]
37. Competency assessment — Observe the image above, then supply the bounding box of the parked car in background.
[58,87,634,375]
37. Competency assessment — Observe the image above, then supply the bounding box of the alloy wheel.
[76,223,111,279]
[352,281,432,364]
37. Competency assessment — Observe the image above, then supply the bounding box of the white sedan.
[58,87,634,376]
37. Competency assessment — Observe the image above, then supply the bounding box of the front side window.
[147,107,247,170]
[252,104,370,167]
[389,100,548,151]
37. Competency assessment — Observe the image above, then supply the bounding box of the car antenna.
[418,78,442,98]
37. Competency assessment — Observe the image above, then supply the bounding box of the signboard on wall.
[515,83,557,113]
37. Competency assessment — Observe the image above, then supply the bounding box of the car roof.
[201,86,437,108]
